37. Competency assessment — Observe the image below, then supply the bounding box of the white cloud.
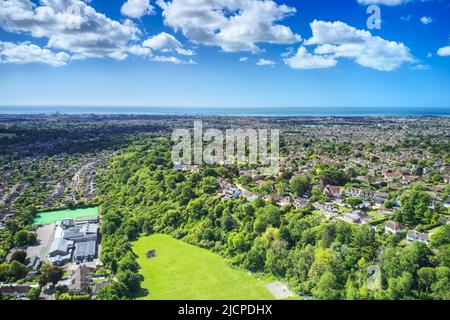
[126,44,151,57]
[175,47,194,56]
[401,15,413,21]
[356,0,409,5]
[256,58,275,66]
[0,0,141,60]
[151,55,195,64]
[239,57,248,62]
[411,64,430,70]
[284,46,337,69]
[420,16,432,25]
[289,20,415,71]
[143,32,181,51]
[142,32,193,55]
[437,46,450,57]
[0,41,70,66]
[156,0,300,53]
[121,0,154,19]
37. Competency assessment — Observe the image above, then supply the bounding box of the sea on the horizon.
[0,106,449,117]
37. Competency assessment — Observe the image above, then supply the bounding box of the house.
[277,196,292,207]
[323,185,343,199]
[383,169,403,180]
[174,164,201,172]
[360,189,375,199]
[385,221,406,234]
[293,198,309,209]
[316,202,339,218]
[360,212,375,224]
[342,211,374,224]
[221,181,242,199]
[342,212,361,224]
[388,183,402,190]
[406,230,430,245]
[374,192,389,204]
[173,164,189,171]
[0,284,38,298]
[67,265,94,295]
[345,187,361,198]
[401,175,420,184]
[245,194,259,202]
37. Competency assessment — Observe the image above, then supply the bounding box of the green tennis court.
[32,207,99,225]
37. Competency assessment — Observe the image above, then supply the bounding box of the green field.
[32,207,99,225]
[133,234,277,300]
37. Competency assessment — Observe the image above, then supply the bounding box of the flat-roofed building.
[74,240,96,262]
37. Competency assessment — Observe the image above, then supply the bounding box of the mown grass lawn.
[133,234,277,300]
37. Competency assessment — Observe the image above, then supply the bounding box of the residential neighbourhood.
[0,114,449,300]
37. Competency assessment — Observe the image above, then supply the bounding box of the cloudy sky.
[0,0,449,107]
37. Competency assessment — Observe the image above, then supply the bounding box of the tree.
[387,272,413,300]
[201,176,219,194]
[430,267,450,300]
[396,190,431,226]
[417,267,435,295]
[96,282,129,300]
[117,270,144,295]
[8,261,28,280]
[286,245,314,286]
[308,248,336,281]
[335,222,353,246]
[227,232,248,254]
[117,254,140,273]
[311,271,340,300]
[265,239,288,277]
[240,175,253,186]
[243,239,266,272]
[10,250,27,264]
[221,213,235,231]
[177,183,196,205]
[259,205,281,228]
[258,181,274,195]
[441,244,450,268]
[14,230,36,247]
[290,176,310,197]
[321,223,336,248]
[352,225,377,260]
[318,167,349,186]
[38,264,64,286]
[431,225,450,249]
[345,197,363,209]
[27,287,41,300]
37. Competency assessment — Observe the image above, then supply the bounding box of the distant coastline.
[0,106,449,117]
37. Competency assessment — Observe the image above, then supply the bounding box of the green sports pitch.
[32,207,99,225]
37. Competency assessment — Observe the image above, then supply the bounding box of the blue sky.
[0,0,449,108]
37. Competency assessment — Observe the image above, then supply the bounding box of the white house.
[406,230,430,245]
[385,221,406,234]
